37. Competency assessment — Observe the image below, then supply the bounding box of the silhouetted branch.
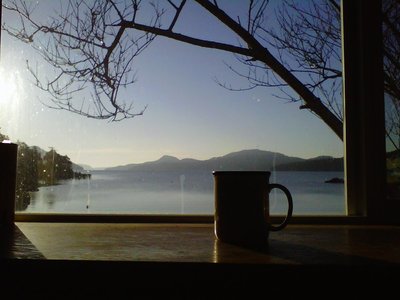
[3,0,153,121]
[3,0,398,144]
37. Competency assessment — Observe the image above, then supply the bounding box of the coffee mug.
[213,171,293,246]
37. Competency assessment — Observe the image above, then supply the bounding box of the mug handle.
[268,183,293,231]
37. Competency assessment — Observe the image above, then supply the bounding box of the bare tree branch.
[2,0,397,145]
[121,20,252,56]
[3,0,154,121]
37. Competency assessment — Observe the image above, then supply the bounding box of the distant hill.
[275,156,344,171]
[107,149,343,172]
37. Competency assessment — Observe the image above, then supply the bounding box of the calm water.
[24,170,345,215]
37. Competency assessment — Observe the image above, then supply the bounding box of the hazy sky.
[0,0,343,168]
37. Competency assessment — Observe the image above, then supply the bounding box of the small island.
[325,177,344,184]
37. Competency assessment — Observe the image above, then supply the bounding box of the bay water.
[24,170,345,215]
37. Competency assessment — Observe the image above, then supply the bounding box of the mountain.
[107,149,344,172]
[108,155,183,171]
[275,156,344,171]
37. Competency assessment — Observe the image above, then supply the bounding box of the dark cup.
[213,171,293,246]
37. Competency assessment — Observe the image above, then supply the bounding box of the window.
[383,0,400,222]
[0,0,389,222]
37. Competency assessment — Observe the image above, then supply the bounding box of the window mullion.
[341,0,386,221]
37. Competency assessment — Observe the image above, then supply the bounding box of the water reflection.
[19,170,345,214]
[45,190,56,209]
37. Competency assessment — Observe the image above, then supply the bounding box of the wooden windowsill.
[1,222,399,296]
[10,222,400,263]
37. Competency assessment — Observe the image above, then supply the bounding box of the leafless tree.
[241,0,342,120]
[2,0,343,137]
[267,0,399,150]
[382,0,400,150]
[2,0,396,142]
[2,0,156,120]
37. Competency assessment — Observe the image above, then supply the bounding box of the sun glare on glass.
[0,70,18,103]
[0,67,25,136]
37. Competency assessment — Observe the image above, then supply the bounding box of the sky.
[0,0,343,168]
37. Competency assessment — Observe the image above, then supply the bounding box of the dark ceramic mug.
[213,171,293,245]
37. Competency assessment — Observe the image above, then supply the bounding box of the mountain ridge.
[106,149,343,172]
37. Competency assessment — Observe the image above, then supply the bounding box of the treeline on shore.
[1,131,89,211]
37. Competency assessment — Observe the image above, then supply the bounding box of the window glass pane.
[1,0,344,215]
[383,0,400,200]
